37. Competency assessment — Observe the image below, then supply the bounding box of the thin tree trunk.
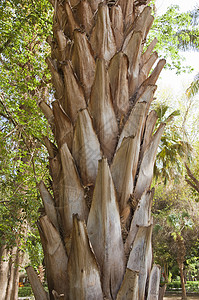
[0,246,10,300]
[11,248,24,300]
[179,262,187,300]
[5,247,16,300]
[176,234,187,300]
[158,262,168,300]
[158,285,167,300]
[5,246,23,300]
[0,245,24,300]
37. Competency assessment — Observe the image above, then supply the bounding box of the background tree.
[186,72,199,99]
[0,1,53,298]
[153,183,199,299]
[150,4,199,73]
[152,102,191,184]
[167,212,193,300]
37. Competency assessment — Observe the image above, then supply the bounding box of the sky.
[155,0,199,98]
[156,0,198,14]
[154,0,199,142]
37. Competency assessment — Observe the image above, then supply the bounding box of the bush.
[167,280,199,292]
[167,280,181,290]
[186,281,199,292]
[18,286,33,297]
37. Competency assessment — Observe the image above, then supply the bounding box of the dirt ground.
[164,294,199,299]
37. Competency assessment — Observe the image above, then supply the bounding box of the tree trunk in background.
[4,247,17,300]
[10,248,24,300]
[0,246,10,299]
[28,0,166,299]
[179,262,187,300]
[177,235,187,300]
[158,285,167,300]
[0,245,23,300]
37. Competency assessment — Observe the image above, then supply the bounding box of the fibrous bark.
[67,215,103,300]
[87,158,125,299]
[147,265,161,300]
[26,266,49,300]
[29,1,166,299]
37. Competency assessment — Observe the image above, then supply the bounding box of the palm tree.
[177,7,199,52]
[186,72,199,99]
[152,103,191,184]
[167,212,193,300]
[26,1,166,299]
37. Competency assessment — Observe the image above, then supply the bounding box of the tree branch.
[185,163,199,193]
[185,178,199,193]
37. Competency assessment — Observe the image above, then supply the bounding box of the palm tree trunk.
[28,1,166,299]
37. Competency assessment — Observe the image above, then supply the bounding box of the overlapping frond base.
[28,0,166,299]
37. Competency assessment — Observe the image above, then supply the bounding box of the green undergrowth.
[167,280,199,293]
[18,285,33,297]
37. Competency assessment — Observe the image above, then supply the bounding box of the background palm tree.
[186,72,199,99]
[177,7,199,52]
[152,103,191,184]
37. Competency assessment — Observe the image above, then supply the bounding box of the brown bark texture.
[0,245,23,300]
[28,0,166,299]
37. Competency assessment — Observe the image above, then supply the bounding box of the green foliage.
[18,285,33,297]
[167,212,193,234]
[149,5,197,73]
[152,182,199,278]
[185,281,199,293]
[186,72,199,99]
[152,103,191,184]
[177,8,199,52]
[167,280,182,290]
[185,144,199,202]
[25,230,44,268]
[167,280,199,292]
[0,0,53,259]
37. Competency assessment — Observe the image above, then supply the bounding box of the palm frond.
[186,72,199,98]
[177,30,199,52]
[176,8,199,52]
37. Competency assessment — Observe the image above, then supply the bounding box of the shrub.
[18,286,33,297]
[167,280,199,292]
[167,280,181,290]
[186,281,199,292]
